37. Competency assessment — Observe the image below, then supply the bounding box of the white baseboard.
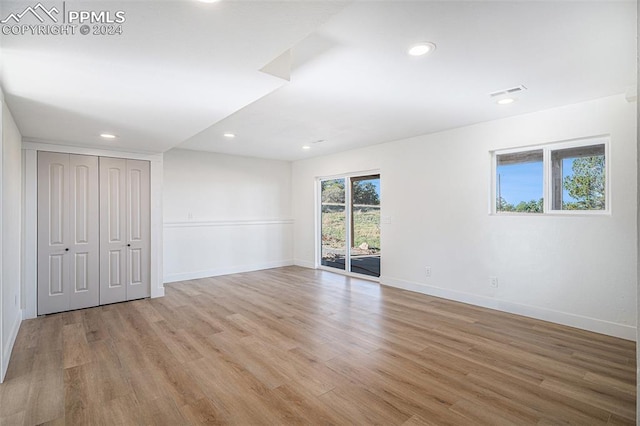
[163,260,294,283]
[380,275,636,341]
[151,287,165,298]
[1,310,22,383]
[293,259,315,269]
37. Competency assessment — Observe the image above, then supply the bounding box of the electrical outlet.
[425,267,432,277]
[490,276,499,288]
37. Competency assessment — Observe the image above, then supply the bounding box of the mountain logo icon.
[1,3,59,24]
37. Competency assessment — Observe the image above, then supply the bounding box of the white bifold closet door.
[37,152,100,315]
[99,157,150,304]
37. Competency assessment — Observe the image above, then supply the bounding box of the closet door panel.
[126,160,150,300]
[38,153,100,315]
[68,154,99,310]
[99,157,127,305]
[39,153,151,314]
[37,152,71,315]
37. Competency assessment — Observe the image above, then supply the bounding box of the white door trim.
[23,141,164,319]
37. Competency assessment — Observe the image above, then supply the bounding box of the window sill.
[491,210,611,217]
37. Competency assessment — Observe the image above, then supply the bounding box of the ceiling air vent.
[489,85,527,99]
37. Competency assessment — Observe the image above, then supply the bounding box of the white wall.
[293,94,637,340]
[1,95,23,382]
[163,149,293,282]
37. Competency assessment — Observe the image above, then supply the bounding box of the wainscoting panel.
[163,219,293,283]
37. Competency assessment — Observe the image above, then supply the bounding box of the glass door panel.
[320,178,346,270]
[350,176,380,277]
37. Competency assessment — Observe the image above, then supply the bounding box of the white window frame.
[491,136,610,215]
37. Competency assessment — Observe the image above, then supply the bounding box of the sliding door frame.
[315,169,381,282]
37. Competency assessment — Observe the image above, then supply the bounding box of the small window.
[551,144,605,211]
[493,138,608,215]
[496,150,543,213]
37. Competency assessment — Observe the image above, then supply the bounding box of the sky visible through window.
[497,159,580,205]
[497,161,543,205]
[370,179,381,195]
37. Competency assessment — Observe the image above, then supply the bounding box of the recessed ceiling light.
[223,133,235,138]
[302,146,311,150]
[100,133,118,139]
[198,0,220,3]
[408,42,436,57]
[497,98,516,105]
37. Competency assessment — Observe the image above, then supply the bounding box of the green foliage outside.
[321,210,380,251]
[321,179,345,204]
[321,210,346,249]
[321,179,380,205]
[352,209,380,250]
[497,197,544,213]
[321,179,380,253]
[562,156,605,210]
[352,182,380,205]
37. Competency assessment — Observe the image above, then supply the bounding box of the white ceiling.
[1,1,636,160]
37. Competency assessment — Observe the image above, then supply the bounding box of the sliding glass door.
[320,178,347,270]
[320,174,380,278]
[349,175,380,277]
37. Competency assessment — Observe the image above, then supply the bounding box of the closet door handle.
[65,248,69,252]
[127,244,131,247]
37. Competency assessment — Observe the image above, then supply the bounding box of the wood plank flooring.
[0,266,635,425]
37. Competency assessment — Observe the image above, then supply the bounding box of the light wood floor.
[0,266,635,425]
